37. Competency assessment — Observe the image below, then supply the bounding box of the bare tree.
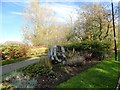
[22,0,70,46]
[74,4,118,42]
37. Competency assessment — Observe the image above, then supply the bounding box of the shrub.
[90,40,112,60]
[65,40,112,60]
[64,41,91,52]
[83,52,92,61]
[1,71,37,88]
[66,54,86,66]
[1,44,29,60]
[20,59,52,77]
[15,45,28,58]
[0,84,15,90]
[27,46,48,57]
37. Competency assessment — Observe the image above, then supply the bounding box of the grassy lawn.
[56,50,120,89]
[118,50,120,61]
[110,50,120,61]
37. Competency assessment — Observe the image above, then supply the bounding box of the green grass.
[118,50,120,61]
[0,54,47,66]
[109,50,120,61]
[56,60,120,89]
[0,57,32,66]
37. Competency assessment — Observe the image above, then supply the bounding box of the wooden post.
[111,0,117,61]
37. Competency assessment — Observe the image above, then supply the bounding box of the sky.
[0,0,119,44]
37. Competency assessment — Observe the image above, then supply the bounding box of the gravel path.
[1,56,47,75]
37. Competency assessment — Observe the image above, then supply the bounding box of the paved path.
[116,77,120,90]
[1,56,47,75]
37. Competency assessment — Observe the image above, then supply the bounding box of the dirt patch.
[35,60,99,88]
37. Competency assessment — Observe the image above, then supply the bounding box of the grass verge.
[110,50,120,61]
[0,54,46,66]
[56,60,120,89]
[1,57,33,66]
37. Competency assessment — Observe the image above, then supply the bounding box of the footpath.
[1,56,47,75]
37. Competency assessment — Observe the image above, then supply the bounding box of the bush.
[0,84,15,90]
[1,71,37,88]
[65,40,112,60]
[20,59,52,77]
[90,40,112,60]
[27,46,47,57]
[64,41,91,52]
[66,54,86,66]
[1,44,29,60]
